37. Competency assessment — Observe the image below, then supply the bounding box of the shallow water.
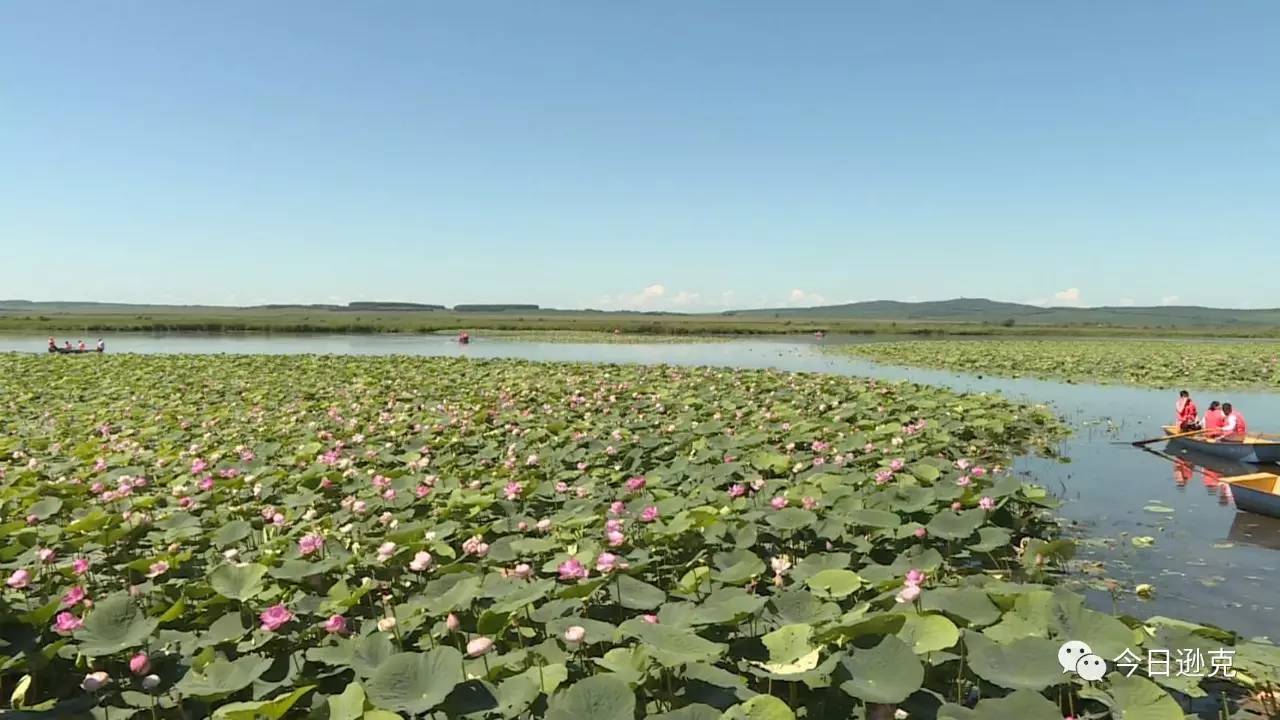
[4,332,1278,638]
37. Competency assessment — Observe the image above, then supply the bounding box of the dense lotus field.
[832,340,1280,391]
[1,354,1278,720]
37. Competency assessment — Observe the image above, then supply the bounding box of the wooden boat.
[1221,472,1280,519]
[48,346,102,355]
[457,332,470,345]
[1162,425,1280,464]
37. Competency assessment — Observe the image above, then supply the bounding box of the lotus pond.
[831,340,1280,391]
[2,354,1278,720]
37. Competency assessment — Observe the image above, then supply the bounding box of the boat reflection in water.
[1159,444,1280,531]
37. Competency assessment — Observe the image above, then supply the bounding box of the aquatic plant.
[0,354,1275,718]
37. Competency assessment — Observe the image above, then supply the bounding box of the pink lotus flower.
[956,475,972,488]
[895,583,922,604]
[950,501,962,511]
[351,500,368,515]
[62,585,87,607]
[511,563,533,579]
[72,557,90,575]
[525,454,539,466]
[90,482,105,494]
[467,636,494,657]
[376,541,397,562]
[913,527,927,538]
[94,458,108,472]
[625,476,646,493]
[770,496,788,510]
[415,484,432,498]
[972,467,987,478]
[728,484,746,498]
[955,459,971,470]
[905,569,926,586]
[889,458,905,472]
[37,548,55,564]
[639,506,659,523]
[577,461,589,471]
[259,604,293,632]
[129,653,150,675]
[299,534,324,556]
[563,625,586,644]
[555,481,569,493]
[198,476,215,492]
[504,482,523,500]
[558,557,588,581]
[802,496,818,510]
[146,561,169,578]
[240,449,256,462]
[608,501,626,516]
[323,614,348,634]
[641,614,659,624]
[81,671,110,692]
[446,613,460,632]
[191,459,208,474]
[874,470,893,485]
[979,496,996,511]
[53,611,83,635]
[595,552,619,573]
[605,530,626,547]
[536,518,552,532]
[462,536,489,557]
[410,551,434,572]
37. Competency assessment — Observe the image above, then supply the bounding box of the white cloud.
[1118,297,1135,306]
[601,284,733,312]
[785,288,826,307]
[1160,295,1180,306]
[1052,287,1082,306]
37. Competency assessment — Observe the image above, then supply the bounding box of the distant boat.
[457,332,470,345]
[49,346,102,355]
[1162,425,1280,464]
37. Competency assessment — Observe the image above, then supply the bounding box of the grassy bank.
[4,307,1280,338]
[829,339,1280,391]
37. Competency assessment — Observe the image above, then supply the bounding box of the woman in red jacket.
[1175,390,1200,431]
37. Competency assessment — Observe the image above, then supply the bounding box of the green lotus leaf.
[546,675,635,720]
[721,695,795,720]
[963,631,1063,691]
[920,588,1000,627]
[1107,675,1184,720]
[804,569,862,599]
[364,649,465,715]
[177,654,274,697]
[843,508,902,529]
[926,509,985,540]
[489,579,555,614]
[74,593,159,657]
[762,624,813,665]
[766,508,818,532]
[594,645,653,686]
[326,682,367,720]
[970,527,1011,553]
[209,563,269,601]
[211,685,315,720]
[837,635,924,704]
[619,619,726,667]
[609,574,666,610]
[896,613,960,654]
[27,497,62,520]
[212,520,253,547]
[967,689,1061,720]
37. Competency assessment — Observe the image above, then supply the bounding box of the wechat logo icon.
[1058,640,1107,681]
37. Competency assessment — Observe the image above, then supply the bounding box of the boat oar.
[1128,429,1206,447]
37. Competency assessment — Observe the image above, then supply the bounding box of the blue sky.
[2,2,1277,311]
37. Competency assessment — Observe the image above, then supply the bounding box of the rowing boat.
[1221,472,1280,519]
[1161,425,1280,464]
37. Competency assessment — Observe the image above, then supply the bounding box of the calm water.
[4,332,1278,638]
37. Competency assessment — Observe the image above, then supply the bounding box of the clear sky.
[3,2,1277,311]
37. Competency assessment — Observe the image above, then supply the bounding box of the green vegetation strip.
[831,339,1280,391]
[0,355,1275,718]
[437,330,729,344]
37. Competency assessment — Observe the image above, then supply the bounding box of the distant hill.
[2,297,1277,329]
[726,298,1280,328]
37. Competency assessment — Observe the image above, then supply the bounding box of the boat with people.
[47,337,105,355]
[1221,472,1280,519]
[1161,425,1280,464]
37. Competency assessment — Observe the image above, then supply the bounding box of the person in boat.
[1174,390,1200,431]
[1219,403,1247,442]
[96,338,105,352]
[458,331,470,344]
[1202,401,1225,438]
[78,340,87,351]
[48,337,57,352]
[64,340,72,350]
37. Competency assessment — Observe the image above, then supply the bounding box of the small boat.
[48,346,102,355]
[1162,425,1280,464]
[457,332,470,345]
[1221,472,1280,519]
